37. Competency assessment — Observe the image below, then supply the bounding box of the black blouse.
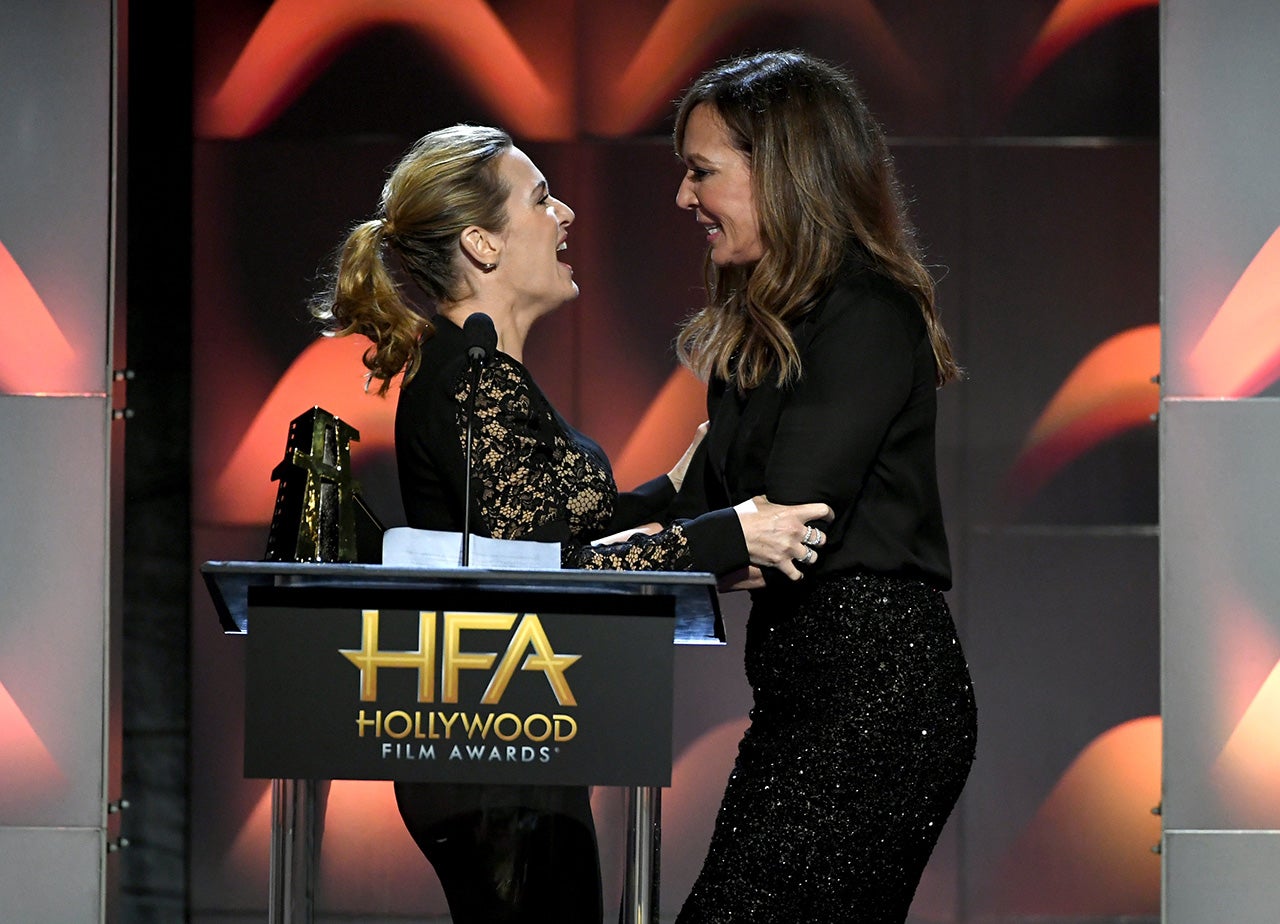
[670,261,953,590]
[394,316,747,574]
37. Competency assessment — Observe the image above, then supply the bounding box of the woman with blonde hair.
[666,51,978,922]
[313,123,832,922]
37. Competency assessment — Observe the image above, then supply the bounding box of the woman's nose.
[675,176,697,210]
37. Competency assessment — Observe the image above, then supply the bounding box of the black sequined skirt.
[677,572,977,924]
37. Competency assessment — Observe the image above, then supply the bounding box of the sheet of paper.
[381,527,561,571]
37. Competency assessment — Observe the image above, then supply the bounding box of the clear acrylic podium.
[203,561,723,924]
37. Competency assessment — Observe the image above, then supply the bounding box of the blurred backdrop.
[185,2,1162,921]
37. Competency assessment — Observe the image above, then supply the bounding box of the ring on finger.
[802,526,816,546]
[800,548,816,565]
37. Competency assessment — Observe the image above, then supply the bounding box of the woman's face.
[676,104,764,267]
[493,146,578,311]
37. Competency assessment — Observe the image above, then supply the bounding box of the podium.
[203,561,724,924]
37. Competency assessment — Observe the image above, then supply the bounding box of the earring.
[483,262,497,272]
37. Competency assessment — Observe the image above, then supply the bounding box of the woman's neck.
[438,301,532,364]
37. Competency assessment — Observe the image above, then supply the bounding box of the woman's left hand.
[734,495,833,581]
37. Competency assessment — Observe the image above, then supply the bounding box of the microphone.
[463,311,497,366]
[460,313,496,566]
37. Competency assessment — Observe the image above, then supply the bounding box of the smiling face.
[675,104,764,267]
[492,146,578,313]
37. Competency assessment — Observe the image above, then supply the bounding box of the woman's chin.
[543,284,580,312]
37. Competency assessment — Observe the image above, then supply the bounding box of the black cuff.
[679,507,749,576]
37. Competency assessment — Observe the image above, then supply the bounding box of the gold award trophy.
[264,406,383,563]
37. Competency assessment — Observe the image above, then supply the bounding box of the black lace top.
[394,316,746,573]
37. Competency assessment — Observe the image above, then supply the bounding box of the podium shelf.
[201,560,725,644]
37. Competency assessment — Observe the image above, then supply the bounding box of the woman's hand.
[734,495,834,581]
[667,421,709,492]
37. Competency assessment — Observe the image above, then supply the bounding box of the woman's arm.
[577,494,830,578]
[590,383,836,578]
[453,361,590,543]
[457,362,829,577]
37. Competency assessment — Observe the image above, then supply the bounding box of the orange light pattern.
[1009,223,1280,504]
[610,366,707,491]
[198,0,1149,140]
[198,0,931,141]
[987,716,1161,914]
[226,779,444,910]
[219,749,731,916]
[0,680,66,807]
[209,341,708,522]
[209,336,396,524]
[1213,657,1280,827]
[213,341,708,522]
[598,0,930,136]
[1186,225,1280,397]
[316,780,445,907]
[0,240,78,395]
[198,0,569,140]
[1213,595,1280,741]
[238,323,1170,525]
[224,781,273,888]
[1008,0,1160,105]
[1189,592,1280,827]
[1006,324,1159,504]
[221,782,634,913]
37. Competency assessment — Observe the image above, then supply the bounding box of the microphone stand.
[459,312,495,566]
[461,361,482,567]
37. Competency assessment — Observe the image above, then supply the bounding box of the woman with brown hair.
[666,51,978,922]
[312,123,832,923]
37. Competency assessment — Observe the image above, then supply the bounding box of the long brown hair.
[673,50,959,389]
[311,125,512,394]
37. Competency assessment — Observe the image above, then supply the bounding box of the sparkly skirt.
[676,572,977,924]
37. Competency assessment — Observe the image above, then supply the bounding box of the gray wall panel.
[1164,832,1280,924]
[0,396,110,827]
[0,0,115,916]
[1161,0,1280,920]
[0,0,113,397]
[1160,398,1280,832]
[0,826,104,922]
[1162,0,1280,398]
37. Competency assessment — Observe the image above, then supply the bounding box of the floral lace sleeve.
[571,523,694,571]
[454,359,694,572]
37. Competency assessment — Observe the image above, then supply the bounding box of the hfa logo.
[339,610,580,706]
